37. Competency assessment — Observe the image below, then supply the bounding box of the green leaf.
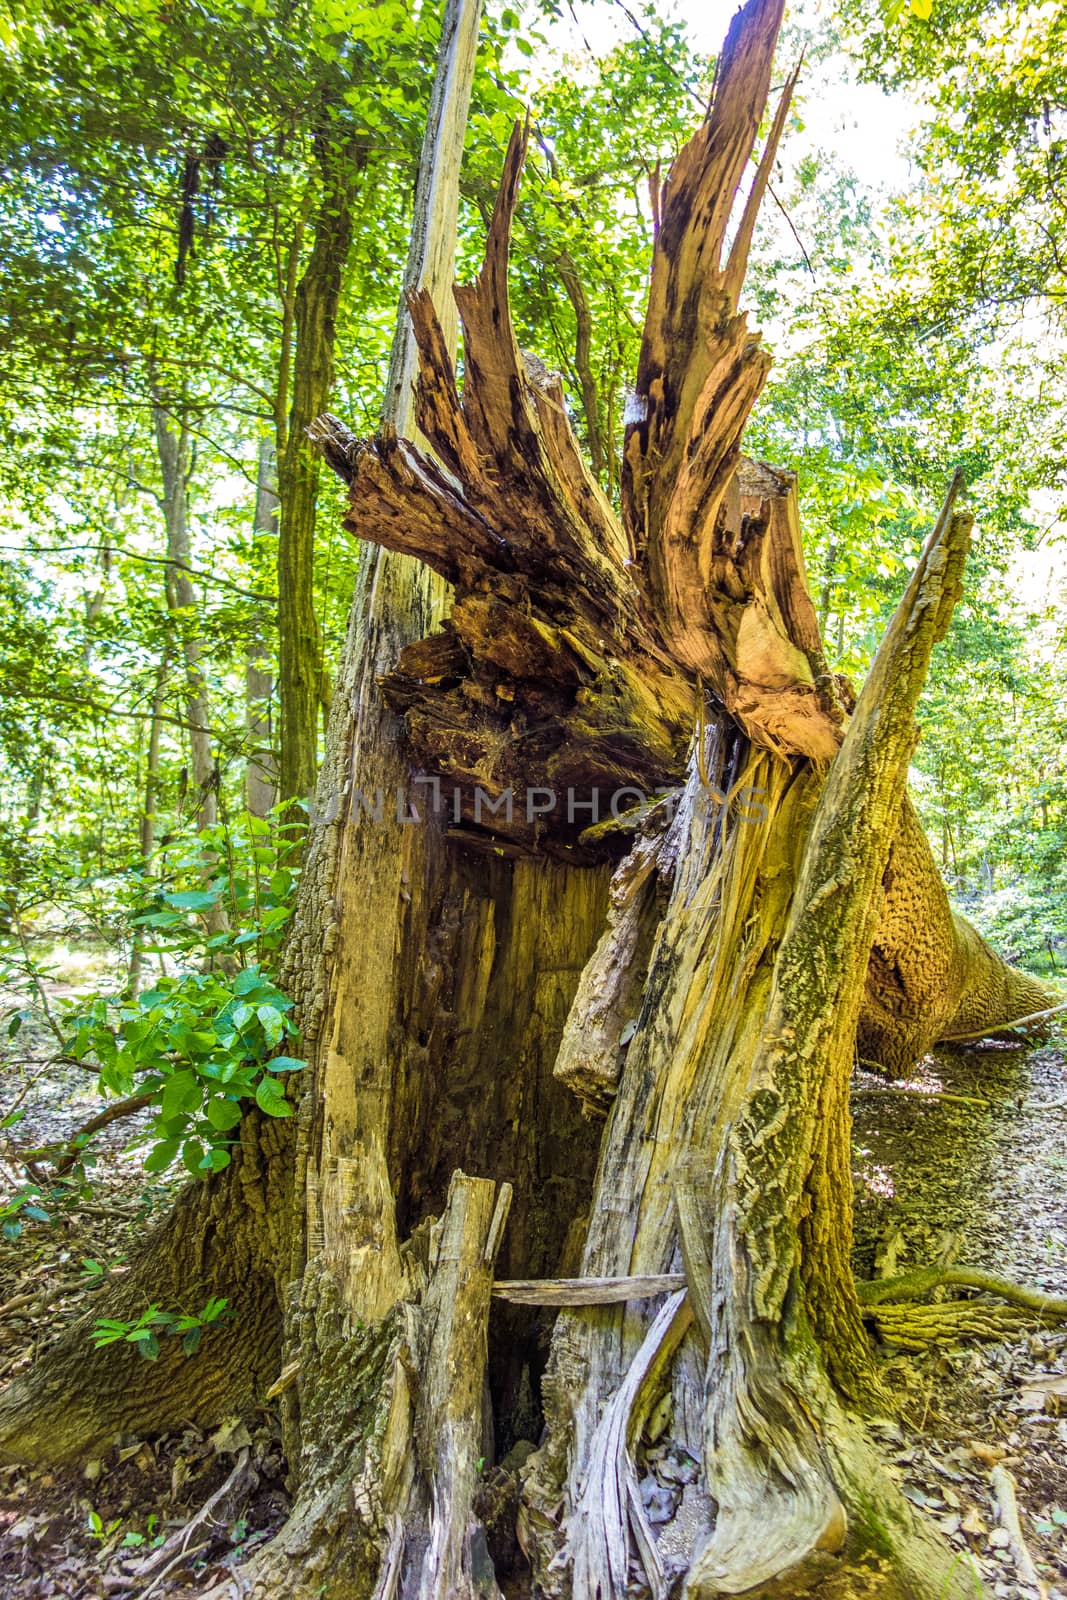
[205,1096,242,1130]
[255,1076,291,1118]
[160,1071,202,1123]
[143,1139,180,1173]
[267,1055,306,1074]
[257,1004,284,1046]
[164,890,219,911]
[181,1139,205,1176]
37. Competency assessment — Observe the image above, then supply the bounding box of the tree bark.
[276,117,364,811]
[247,437,279,819]
[0,1112,291,1465]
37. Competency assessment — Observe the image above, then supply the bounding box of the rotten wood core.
[294,4,1059,1588]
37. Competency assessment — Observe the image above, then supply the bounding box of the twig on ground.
[990,1463,1049,1598]
[852,1083,996,1109]
[135,1539,212,1600]
[133,1447,257,1581]
[939,999,1067,1045]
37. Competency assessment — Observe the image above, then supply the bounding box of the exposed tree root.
[868,1301,1042,1350]
[858,1264,1067,1317]
[854,1264,1067,1349]
[0,1116,290,1465]
[991,1464,1049,1598]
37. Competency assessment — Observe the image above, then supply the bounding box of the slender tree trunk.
[128,647,171,995]
[152,402,217,832]
[246,438,278,819]
[276,120,364,811]
[558,251,607,480]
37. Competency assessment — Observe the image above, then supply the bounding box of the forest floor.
[0,951,1063,1596]
[851,1041,1067,1599]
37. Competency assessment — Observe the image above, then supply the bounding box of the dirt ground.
[852,1042,1067,1599]
[0,954,1063,1596]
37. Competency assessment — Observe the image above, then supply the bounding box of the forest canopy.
[0,0,1064,969]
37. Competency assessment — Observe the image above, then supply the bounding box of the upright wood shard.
[415,1173,512,1600]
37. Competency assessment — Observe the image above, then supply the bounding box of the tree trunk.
[276,114,364,811]
[247,437,279,819]
[128,646,171,994]
[0,1112,291,1465]
[152,401,218,833]
[0,5,1057,1598]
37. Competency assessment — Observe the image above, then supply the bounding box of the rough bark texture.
[310,119,1047,1066]
[0,1113,291,1465]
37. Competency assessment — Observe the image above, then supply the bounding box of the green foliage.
[962,879,1067,973]
[64,814,304,1177]
[0,1185,51,1242]
[90,1294,229,1360]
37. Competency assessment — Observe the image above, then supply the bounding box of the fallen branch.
[132,1446,257,1579]
[135,1538,212,1600]
[51,1090,156,1175]
[990,1464,1049,1599]
[492,1273,685,1306]
[939,999,1067,1045]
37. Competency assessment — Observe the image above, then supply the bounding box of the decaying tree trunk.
[0,3,1059,1597]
